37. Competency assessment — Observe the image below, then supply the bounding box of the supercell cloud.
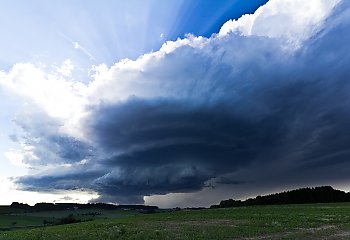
[1,0,350,205]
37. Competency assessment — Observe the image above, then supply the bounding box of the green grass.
[1,203,350,239]
[0,206,26,214]
[0,215,45,228]
[11,209,137,219]
[0,208,137,231]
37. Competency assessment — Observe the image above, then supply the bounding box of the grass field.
[0,207,137,230]
[1,203,350,239]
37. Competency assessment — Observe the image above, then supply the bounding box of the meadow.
[1,203,350,239]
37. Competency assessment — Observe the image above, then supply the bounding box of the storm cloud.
[5,0,350,205]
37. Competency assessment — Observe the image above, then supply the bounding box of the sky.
[0,0,350,207]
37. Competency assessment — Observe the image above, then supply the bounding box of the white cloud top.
[219,0,340,47]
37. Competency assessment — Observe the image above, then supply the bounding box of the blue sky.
[1,0,349,207]
[0,0,267,70]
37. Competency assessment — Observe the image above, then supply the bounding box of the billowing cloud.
[219,0,340,47]
[1,0,350,205]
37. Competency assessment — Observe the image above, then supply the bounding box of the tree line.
[210,186,350,208]
[10,202,158,212]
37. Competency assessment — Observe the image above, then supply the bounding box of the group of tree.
[210,186,350,209]
[10,202,158,212]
